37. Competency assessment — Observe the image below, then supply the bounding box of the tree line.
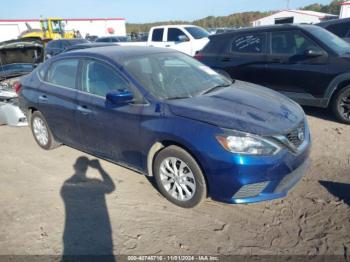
[126,0,343,34]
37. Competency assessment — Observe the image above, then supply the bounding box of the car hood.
[0,38,44,79]
[167,80,305,136]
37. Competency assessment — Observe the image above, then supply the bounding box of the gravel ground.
[0,108,349,257]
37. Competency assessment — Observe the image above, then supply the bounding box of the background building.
[252,10,337,26]
[0,18,126,42]
[340,1,350,18]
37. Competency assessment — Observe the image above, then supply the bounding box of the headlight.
[216,131,281,155]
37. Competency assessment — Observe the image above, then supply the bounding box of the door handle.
[39,95,48,102]
[77,105,92,115]
[165,45,171,47]
[221,57,231,62]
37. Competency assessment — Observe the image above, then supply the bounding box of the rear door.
[37,58,81,146]
[263,30,331,97]
[149,28,167,48]
[221,32,268,86]
[75,59,143,168]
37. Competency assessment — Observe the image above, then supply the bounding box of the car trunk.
[0,38,43,126]
[0,38,44,80]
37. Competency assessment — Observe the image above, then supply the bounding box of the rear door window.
[231,33,266,54]
[152,28,164,42]
[47,59,79,89]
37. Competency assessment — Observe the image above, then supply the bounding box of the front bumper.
[203,135,311,204]
[229,158,310,204]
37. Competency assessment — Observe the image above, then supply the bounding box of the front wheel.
[153,146,207,208]
[30,111,60,150]
[332,85,350,124]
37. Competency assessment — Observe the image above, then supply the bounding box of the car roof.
[98,36,125,39]
[209,24,318,38]
[152,25,200,29]
[49,38,87,42]
[317,18,350,27]
[64,42,119,51]
[58,46,174,62]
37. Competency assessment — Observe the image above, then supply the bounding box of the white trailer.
[0,18,126,42]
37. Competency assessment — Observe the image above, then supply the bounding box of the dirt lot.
[0,107,349,257]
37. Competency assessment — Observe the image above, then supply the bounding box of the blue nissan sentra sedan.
[18,46,311,208]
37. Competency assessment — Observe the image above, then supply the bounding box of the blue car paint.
[19,46,311,204]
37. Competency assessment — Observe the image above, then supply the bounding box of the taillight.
[194,52,204,60]
[13,81,22,94]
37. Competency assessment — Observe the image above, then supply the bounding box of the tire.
[30,111,60,150]
[153,145,207,208]
[331,85,350,124]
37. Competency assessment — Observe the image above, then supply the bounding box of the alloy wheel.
[338,90,350,120]
[32,117,49,146]
[159,157,196,201]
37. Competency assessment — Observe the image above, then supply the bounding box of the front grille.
[286,121,305,148]
[233,182,269,199]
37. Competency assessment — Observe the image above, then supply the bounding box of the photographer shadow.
[61,156,116,260]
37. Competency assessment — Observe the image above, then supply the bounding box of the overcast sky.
[2,0,333,23]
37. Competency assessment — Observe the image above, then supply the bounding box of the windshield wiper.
[166,95,192,100]
[200,80,235,95]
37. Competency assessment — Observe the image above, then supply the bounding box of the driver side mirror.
[304,49,325,58]
[178,35,189,42]
[106,90,133,105]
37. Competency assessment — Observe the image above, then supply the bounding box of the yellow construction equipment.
[19,18,75,41]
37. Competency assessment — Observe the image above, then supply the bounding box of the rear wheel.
[332,85,350,124]
[30,111,60,150]
[153,146,207,208]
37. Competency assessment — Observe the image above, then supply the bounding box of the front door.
[264,30,331,98]
[164,27,192,55]
[75,59,143,169]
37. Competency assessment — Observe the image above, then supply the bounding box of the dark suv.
[317,18,350,43]
[196,24,350,123]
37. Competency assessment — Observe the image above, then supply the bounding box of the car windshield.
[308,26,350,55]
[122,52,231,99]
[185,27,209,39]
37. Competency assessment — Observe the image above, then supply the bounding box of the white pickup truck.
[119,25,210,56]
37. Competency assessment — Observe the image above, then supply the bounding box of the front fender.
[141,115,224,176]
[324,72,350,106]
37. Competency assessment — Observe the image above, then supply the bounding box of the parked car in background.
[196,24,350,124]
[118,25,210,56]
[45,38,89,59]
[95,36,128,43]
[85,35,98,42]
[317,18,350,43]
[19,46,310,208]
[0,38,43,126]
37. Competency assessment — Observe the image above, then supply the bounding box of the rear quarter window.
[202,36,230,54]
[231,33,266,54]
